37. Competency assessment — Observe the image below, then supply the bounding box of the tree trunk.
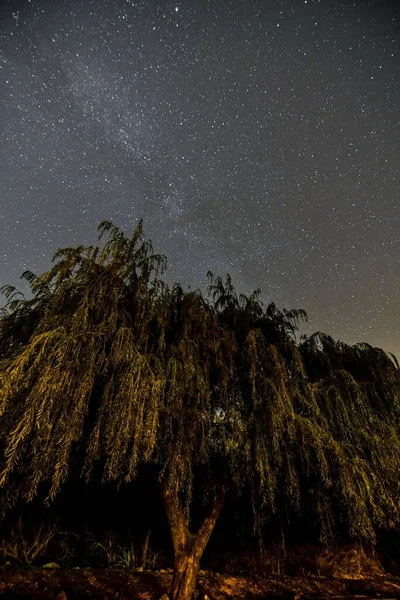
[160,479,225,600]
[170,538,202,600]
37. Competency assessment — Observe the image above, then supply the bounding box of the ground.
[1,568,400,600]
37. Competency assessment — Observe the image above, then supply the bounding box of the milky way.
[1,0,399,358]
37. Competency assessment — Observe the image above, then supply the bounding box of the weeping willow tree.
[1,221,400,600]
[0,221,236,600]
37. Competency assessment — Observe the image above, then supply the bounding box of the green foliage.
[85,528,158,571]
[0,219,399,546]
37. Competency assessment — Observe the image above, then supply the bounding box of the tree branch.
[196,486,226,554]
[159,477,188,555]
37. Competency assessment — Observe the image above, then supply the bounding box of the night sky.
[1,0,399,358]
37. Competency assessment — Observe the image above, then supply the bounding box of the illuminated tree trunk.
[160,480,225,600]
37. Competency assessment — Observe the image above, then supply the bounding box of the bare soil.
[1,567,400,600]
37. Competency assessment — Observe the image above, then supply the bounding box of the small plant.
[56,529,82,567]
[114,544,136,570]
[258,540,286,576]
[85,528,160,571]
[86,528,120,567]
[0,517,59,566]
[138,530,160,570]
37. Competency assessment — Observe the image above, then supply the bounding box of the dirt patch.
[1,568,400,600]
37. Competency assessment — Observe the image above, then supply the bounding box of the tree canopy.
[1,220,399,600]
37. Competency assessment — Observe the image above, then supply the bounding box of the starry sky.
[1,0,399,358]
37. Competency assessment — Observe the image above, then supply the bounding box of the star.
[0,0,398,359]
